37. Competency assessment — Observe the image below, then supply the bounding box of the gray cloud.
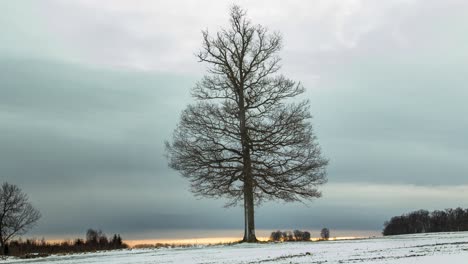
[1,0,468,238]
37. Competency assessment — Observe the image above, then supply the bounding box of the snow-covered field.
[3,232,468,263]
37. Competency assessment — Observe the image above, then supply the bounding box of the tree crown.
[166,5,327,206]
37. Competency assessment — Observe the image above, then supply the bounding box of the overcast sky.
[1,0,468,240]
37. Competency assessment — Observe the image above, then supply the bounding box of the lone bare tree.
[320,228,330,240]
[166,5,327,242]
[0,182,41,255]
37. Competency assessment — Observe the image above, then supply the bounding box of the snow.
[3,232,468,263]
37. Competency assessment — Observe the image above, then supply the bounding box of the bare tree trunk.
[239,87,257,243]
[243,197,248,241]
[241,150,257,242]
[243,169,257,242]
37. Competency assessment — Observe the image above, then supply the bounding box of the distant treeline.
[270,230,311,241]
[6,229,127,257]
[383,208,468,236]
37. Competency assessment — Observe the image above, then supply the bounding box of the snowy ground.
[3,232,468,263]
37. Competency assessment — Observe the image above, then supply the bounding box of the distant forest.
[5,229,127,257]
[383,208,468,236]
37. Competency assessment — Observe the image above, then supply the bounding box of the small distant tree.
[293,230,304,241]
[74,238,84,247]
[109,234,123,248]
[116,235,122,246]
[86,229,98,245]
[98,233,108,246]
[320,228,330,240]
[303,231,311,241]
[431,210,448,233]
[453,207,465,231]
[270,230,282,241]
[0,182,41,255]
